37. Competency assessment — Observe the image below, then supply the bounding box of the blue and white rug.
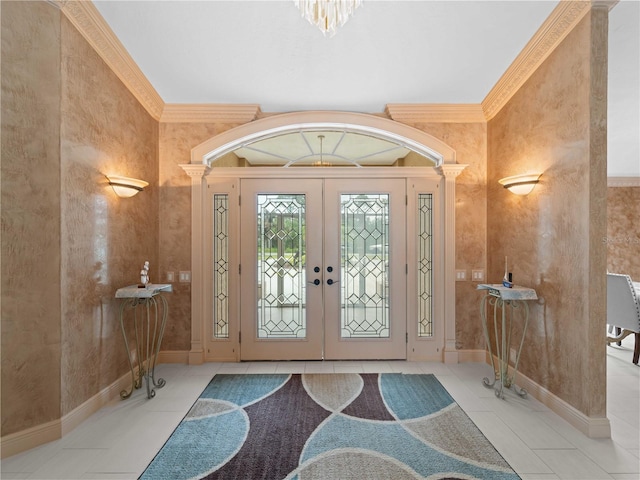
[140,373,520,480]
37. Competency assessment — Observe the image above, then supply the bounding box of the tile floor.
[1,336,638,480]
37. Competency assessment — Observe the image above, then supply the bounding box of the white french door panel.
[239,179,324,360]
[234,177,417,361]
[323,179,407,360]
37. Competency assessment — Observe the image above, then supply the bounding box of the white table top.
[116,284,173,298]
[477,283,538,301]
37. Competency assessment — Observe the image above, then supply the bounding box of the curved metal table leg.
[119,298,137,399]
[117,292,169,399]
[479,287,534,400]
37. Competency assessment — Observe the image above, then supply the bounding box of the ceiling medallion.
[295,0,362,37]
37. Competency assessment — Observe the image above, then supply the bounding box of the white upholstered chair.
[606,273,640,365]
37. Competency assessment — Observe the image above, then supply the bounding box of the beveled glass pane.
[418,194,433,337]
[341,194,389,338]
[213,194,229,338]
[257,194,306,338]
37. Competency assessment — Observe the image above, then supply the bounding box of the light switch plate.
[472,269,485,281]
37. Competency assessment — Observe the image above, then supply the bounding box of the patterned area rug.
[140,373,520,480]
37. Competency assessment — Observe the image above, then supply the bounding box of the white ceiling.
[93,0,639,176]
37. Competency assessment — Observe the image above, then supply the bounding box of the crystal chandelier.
[295,0,362,37]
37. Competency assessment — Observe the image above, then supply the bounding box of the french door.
[239,178,406,360]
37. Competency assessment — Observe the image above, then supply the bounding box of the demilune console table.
[116,284,172,399]
[477,283,537,399]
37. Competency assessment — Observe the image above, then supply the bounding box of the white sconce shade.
[107,175,148,198]
[498,173,542,195]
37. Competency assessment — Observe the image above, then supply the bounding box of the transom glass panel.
[341,194,390,338]
[257,194,306,338]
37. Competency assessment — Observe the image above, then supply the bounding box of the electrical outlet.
[472,269,485,282]
[166,271,175,282]
[455,270,467,281]
[179,271,191,283]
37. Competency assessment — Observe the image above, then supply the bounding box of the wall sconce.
[498,173,542,195]
[106,175,148,198]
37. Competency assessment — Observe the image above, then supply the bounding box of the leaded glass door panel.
[205,178,240,362]
[323,179,407,359]
[240,179,324,360]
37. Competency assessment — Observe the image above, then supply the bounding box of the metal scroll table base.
[478,284,536,400]
[118,294,168,399]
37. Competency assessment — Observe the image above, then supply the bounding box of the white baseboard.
[158,350,189,364]
[1,353,194,458]
[513,369,611,438]
[2,370,133,459]
[457,349,488,363]
[457,349,611,439]
[0,419,61,459]
[61,371,133,436]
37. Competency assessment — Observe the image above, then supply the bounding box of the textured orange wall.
[1,0,62,436]
[59,14,159,416]
[487,9,608,416]
[1,1,159,436]
[607,187,640,280]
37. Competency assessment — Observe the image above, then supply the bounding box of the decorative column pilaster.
[179,164,211,365]
[435,164,467,364]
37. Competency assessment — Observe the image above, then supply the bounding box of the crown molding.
[385,104,486,124]
[56,0,164,120]
[54,1,613,128]
[608,176,640,187]
[160,104,262,124]
[482,1,592,121]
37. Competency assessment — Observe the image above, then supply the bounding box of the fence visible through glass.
[257,194,306,339]
[340,194,390,338]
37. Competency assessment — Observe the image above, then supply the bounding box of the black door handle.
[327,278,340,285]
[308,278,321,286]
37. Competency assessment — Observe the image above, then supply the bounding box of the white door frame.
[181,111,466,364]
